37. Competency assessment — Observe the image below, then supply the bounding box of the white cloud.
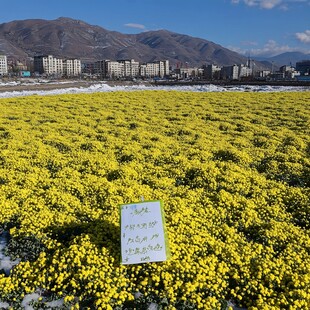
[295,30,310,43]
[124,23,146,30]
[231,0,310,9]
[244,0,260,7]
[231,0,282,8]
[228,39,305,56]
[261,0,282,8]
[241,40,259,46]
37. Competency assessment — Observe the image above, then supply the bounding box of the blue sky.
[0,0,309,57]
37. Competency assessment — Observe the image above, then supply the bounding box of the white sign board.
[120,200,170,264]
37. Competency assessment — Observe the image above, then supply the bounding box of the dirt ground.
[0,80,98,93]
[0,79,149,93]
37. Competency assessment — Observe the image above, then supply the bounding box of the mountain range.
[254,52,310,67]
[0,17,251,67]
[0,17,308,69]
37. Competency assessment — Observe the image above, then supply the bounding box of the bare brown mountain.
[0,17,248,66]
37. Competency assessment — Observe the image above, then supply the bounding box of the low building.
[175,67,200,79]
[0,55,8,76]
[269,72,285,81]
[82,62,96,75]
[296,75,310,81]
[20,71,31,77]
[14,60,28,71]
[279,65,300,79]
[259,70,271,78]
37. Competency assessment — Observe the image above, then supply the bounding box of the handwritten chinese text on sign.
[120,200,170,265]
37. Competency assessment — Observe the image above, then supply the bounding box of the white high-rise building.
[118,59,140,77]
[95,59,140,78]
[105,61,125,78]
[0,55,8,76]
[239,64,252,78]
[158,60,169,77]
[34,55,81,77]
[94,59,169,79]
[34,55,63,76]
[221,65,239,80]
[204,64,221,80]
[140,62,159,77]
[94,60,106,78]
[140,60,169,78]
[63,58,81,77]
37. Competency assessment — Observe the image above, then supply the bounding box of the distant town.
[0,54,310,83]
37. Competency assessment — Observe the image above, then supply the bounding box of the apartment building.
[63,58,82,77]
[34,55,81,77]
[94,59,168,79]
[158,60,170,77]
[105,61,125,78]
[221,65,239,80]
[0,55,8,76]
[94,60,125,78]
[34,55,63,76]
[140,63,157,77]
[94,60,105,78]
[140,60,169,78]
[118,59,140,77]
[239,64,253,78]
[204,64,221,80]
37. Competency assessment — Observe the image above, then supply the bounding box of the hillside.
[254,52,310,67]
[0,17,248,66]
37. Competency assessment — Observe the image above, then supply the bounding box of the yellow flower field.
[0,91,309,309]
